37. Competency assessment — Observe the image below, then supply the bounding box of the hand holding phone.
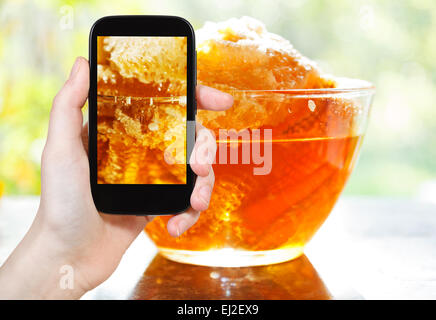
[0,15,234,300]
[0,54,232,298]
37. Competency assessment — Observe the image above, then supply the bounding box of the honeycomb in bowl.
[145,17,365,256]
[195,16,343,132]
[196,16,335,91]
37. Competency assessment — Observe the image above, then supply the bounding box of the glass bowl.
[145,78,375,267]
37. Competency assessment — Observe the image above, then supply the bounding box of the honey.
[145,17,364,263]
[146,122,362,251]
[96,17,368,265]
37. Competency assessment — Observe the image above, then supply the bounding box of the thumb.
[46,57,89,150]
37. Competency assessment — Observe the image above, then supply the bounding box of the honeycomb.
[196,16,338,131]
[97,36,187,184]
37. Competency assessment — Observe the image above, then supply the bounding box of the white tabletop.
[0,196,435,299]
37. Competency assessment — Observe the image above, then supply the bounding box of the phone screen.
[96,36,187,185]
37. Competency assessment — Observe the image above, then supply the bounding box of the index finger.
[196,84,233,111]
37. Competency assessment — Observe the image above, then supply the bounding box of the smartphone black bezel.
[89,15,196,215]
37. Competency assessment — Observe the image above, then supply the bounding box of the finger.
[101,213,154,233]
[196,84,233,111]
[47,57,89,149]
[190,168,215,212]
[82,122,89,155]
[167,207,200,238]
[100,213,155,249]
[189,123,216,177]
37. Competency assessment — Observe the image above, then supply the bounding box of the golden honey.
[96,18,369,266]
[145,17,366,265]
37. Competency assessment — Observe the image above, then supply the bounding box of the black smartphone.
[88,16,196,215]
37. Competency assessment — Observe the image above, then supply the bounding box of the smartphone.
[88,16,196,215]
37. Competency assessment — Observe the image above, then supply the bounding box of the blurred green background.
[0,0,435,198]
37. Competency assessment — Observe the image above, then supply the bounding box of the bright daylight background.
[0,0,435,199]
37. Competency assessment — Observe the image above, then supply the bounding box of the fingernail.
[177,220,187,236]
[176,225,180,237]
[220,92,233,107]
[69,58,81,79]
[223,92,233,104]
[199,185,212,206]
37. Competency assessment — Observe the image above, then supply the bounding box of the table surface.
[1,196,435,300]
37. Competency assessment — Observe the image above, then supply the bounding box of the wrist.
[0,217,87,299]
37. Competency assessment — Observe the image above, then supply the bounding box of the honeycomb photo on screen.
[96,36,187,184]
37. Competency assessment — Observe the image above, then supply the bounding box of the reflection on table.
[3,197,436,299]
[130,254,331,300]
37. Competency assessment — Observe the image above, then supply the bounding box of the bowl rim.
[228,77,376,96]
